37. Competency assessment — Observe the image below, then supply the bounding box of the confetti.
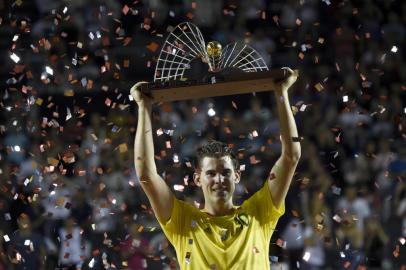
[207,108,216,116]
[314,83,324,92]
[45,66,54,75]
[118,143,128,153]
[174,184,184,192]
[122,5,130,15]
[147,42,159,52]
[89,258,95,268]
[303,251,310,261]
[185,252,191,264]
[10,53,20,63]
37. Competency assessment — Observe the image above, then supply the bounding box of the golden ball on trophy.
[206,41,222,58]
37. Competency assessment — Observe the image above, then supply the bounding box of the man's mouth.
[213,188,228,195]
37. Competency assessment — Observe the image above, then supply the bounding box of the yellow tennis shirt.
[158,182,285,270]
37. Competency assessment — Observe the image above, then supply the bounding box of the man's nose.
[214,174,224,183]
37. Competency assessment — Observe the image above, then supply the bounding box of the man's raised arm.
[131,82,174,222]
[268,68,301,208]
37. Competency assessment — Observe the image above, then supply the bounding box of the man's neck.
[203,201,235,216]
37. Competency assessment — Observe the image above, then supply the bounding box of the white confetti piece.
[174,184,184,192]
[207,108,216,117]
[10,53,20,63]
[24,239,31,246]
[342,95,348,102]
[66,108,72,121]
[23,178,30,186]
[391,46,398,53]
[3,235,10,242]
[89,258,95,268]
[156,128,164,136]
[333,214,342,223]
[45,66,54,75]
[303,251,311,261]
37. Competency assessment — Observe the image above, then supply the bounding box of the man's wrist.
[137,101,152,111]
[274,87,289,97]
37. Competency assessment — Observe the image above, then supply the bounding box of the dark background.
[0,0,405,269]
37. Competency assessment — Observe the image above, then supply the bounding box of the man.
[131,68,300,269]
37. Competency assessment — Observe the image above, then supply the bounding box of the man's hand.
[274,68,299,93]
[130,81,154,107]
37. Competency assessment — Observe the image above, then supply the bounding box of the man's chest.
[190,211,253,249]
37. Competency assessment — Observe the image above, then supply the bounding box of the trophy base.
[140,69,293,102]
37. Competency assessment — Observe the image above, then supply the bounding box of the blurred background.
[0,0,405,269]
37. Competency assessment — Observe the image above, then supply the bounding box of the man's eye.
[222,171,231,176]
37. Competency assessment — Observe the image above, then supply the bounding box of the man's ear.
[234,170,241,184]
[193,170,202,187]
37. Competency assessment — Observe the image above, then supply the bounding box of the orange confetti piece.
[47,157,59,166]
[291,209,300,217]
[105,98,112,106]
[56,197,65,207]
[123,37,132,46]
[186,12,194,19]
[295,18,302,26]
[35,98,43,105]
[272,15,279,26]
[118,143,128,153]
[146,42,159,52]
[122,5,130,15]
[315,83,324,91]
[64,89,74,96]
[276,238,285,247]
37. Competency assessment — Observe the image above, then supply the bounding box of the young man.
[131,68,300,269]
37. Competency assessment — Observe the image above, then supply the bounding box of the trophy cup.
[140,22,290,102]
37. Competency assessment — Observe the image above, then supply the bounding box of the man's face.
[193,156,240,206]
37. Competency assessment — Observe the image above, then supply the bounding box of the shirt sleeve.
[157,196,187,248]
[243,181,285,240]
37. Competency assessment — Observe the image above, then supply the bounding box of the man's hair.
[194,140,239,170]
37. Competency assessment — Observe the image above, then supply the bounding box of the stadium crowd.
[0,0,405,269]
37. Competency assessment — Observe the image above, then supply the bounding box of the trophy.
[140,22,290,102]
